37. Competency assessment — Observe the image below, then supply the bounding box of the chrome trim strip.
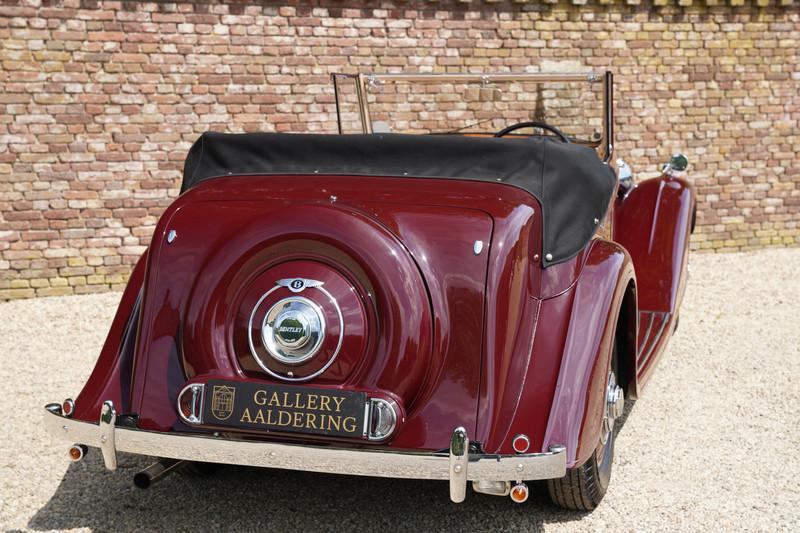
[359,73,601,84]
[637,311,655,359]
[99,401,117,471]
[637,312,669,373]
[43,407,566,501]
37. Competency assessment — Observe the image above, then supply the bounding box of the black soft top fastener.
[181,132,616,267]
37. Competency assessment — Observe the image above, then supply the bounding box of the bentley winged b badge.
[276,278,325,293]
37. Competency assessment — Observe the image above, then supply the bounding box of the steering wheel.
[494,121,570,143]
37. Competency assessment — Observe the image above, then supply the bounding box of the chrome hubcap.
[262,296,325,365]
[600,371,624,445]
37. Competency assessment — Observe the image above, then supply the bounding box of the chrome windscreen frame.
[332,71,614,163]
[44,402,566,503]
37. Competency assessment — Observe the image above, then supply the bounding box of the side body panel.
[615,175,695,389]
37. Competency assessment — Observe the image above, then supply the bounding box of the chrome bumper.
[44,402,566,503]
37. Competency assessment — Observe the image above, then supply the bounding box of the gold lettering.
[294,392,306,409]
[342,416,356,433]
[332,396,345,412]
[306,413,317,429]
[243,390,357,433]
[253,390,267,406]
[268,392,281,407]
[306,394,318,411]
[319,396,331,412]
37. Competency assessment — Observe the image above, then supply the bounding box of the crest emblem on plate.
[211,385,235,420]
[276,278,324,293]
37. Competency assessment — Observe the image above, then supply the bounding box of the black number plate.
[202,380,367,438]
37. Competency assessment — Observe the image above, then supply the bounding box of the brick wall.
[1,0,798,300]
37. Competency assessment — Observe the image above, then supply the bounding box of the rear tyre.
[547,343,621,511]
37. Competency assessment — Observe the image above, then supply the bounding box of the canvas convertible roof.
[181,132,617,266]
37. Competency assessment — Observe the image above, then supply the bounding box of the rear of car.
[45,131,624,504]
[44,68,701,512]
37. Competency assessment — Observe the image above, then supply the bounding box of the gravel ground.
[1,248,798,532]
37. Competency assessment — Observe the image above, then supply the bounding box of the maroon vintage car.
[44,71,694,510]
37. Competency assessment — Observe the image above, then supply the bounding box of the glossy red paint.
[537,240,635,466]
[615,176,694,313]
[69,169,693,468]
[73,252,147,421]
[615,174,694,389]
[231,259,371,382]
[105,175,545,452]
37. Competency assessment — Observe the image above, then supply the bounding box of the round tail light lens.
[512,434,530,453]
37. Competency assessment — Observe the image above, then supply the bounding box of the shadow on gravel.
[28,450,590,532]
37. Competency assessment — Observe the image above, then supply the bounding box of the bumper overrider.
[44,401,566,503]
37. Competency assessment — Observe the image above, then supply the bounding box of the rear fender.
[614,175,695,313]
[72,252,148,421]
[541,240,636,468]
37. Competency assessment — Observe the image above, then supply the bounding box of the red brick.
[1,1,799,301]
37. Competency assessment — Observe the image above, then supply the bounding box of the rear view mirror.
[662,153,688,175]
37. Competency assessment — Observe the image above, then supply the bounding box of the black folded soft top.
[181,132,616,266]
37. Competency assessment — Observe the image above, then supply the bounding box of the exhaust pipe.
[133,459,185,489]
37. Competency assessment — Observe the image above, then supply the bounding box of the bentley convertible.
[44,71,694,510]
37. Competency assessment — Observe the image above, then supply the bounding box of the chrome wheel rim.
[597,368,624,466]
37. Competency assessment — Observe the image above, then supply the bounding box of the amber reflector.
[178,392,192,419]
[68,445,84,462]
[62,399,74,416]
[510,484,529,504]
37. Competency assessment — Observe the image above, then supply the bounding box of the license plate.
[202,380,367,438]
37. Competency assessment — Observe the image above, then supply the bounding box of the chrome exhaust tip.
[133,459,185,489]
